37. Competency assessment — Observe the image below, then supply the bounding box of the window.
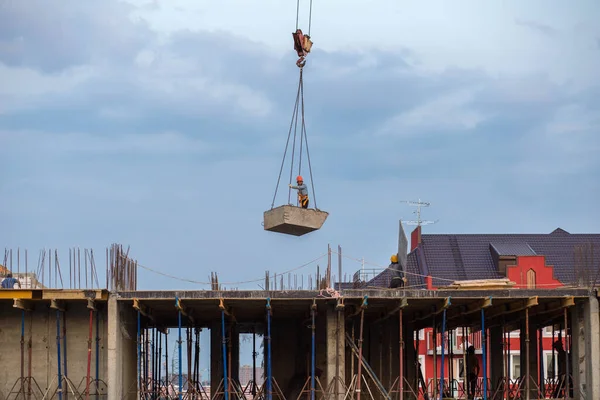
[526,269,536,289]
[511,355,521,380]
[418,355,426,378]
[415,329,425,340]
[544,352,558,379]
[542,326,565,337]
[456,358,465,379]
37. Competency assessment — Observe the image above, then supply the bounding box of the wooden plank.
[42,289,108,300]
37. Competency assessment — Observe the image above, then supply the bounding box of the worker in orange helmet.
[289,175,309,209]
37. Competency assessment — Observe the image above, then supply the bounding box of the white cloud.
[1,129,212,155]
[126,0,600,85]
[0,63,97,113]
[377,87,488,136]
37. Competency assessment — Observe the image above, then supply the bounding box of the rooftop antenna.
[400,198,439,226]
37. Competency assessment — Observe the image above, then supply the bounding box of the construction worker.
[388,254,406,288]
[552,339,572,398]
[289,175,309,209]
[292,28,313,67]
[466,345,479,400]
[1,273,21,289]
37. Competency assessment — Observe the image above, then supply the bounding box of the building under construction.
[1,224,599,400]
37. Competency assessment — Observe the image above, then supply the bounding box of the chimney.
[410,226,422,251]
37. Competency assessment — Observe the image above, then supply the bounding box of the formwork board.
[264,205,329,236]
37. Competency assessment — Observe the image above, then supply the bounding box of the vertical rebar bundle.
[108,244,137,292]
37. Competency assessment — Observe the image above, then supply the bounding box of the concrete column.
[107,295,137,400]
[583,296,600,400]
[107,295,123,400]
[489,327,504,394]
[326,302,345,400]
[571,303,585,400]
[210,321,224,391]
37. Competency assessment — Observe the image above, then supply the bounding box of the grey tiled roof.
[490,242,537,256]
[363,228,600,289]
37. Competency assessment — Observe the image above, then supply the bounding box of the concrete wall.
[0,299,108,400]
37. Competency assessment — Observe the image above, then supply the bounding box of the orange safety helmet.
[296,175,304,182]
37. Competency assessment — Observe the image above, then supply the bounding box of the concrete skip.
[264,205,329,236]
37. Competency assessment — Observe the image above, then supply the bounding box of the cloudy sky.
[1,0,599,293]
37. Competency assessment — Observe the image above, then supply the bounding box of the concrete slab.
[263,205,329,236]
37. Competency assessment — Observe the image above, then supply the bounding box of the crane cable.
[271,0,318,210]
[271,70,318,210]
[296,0,314,36]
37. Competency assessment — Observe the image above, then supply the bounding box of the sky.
[1,0,599,379]
[1,0,600,290]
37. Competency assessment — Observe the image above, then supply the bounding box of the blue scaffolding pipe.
[221,309,229,400]
[137,310,141,395]
[266,298,272,400]
[178,306,183,400]
[56,310,63,400]
[481,309,487,400]
[311,304,316,400]
[439,309,446,400]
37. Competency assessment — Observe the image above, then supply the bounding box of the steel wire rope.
[295,0,300,30]
[120,253,328,286]
[308,0,313,36]
[331,249,586,289]
[298,74,304,179]
[271,75,303,209]
[299,71,318,209]
[288,71,302,205]
[295,0,314,35]
[119,250,579,290]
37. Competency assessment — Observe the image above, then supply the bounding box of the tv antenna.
[400,198,439,226]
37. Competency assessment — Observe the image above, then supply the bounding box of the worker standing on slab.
[289,176,309,208]
[388,254,406,288]
[1,273,21,289]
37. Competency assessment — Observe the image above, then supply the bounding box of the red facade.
[409,227,567,396]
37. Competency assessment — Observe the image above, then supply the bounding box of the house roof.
[490,242,537,256]
[366,228,600,288]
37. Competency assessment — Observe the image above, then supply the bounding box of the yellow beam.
[0,290,34,299]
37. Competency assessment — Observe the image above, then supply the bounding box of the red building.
[364,225,600,398]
